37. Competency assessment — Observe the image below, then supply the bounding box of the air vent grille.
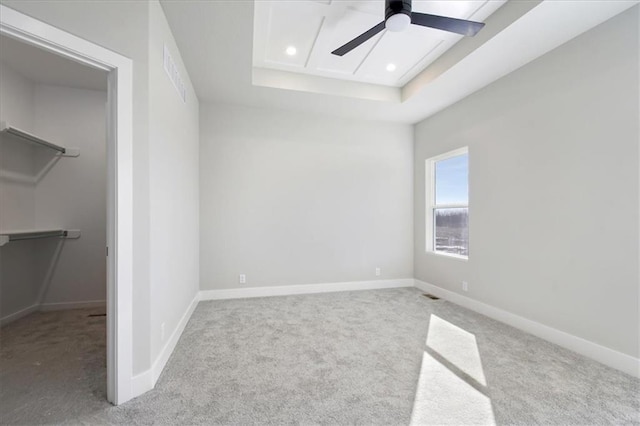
[163,44,186,103]
[422,293,440,300]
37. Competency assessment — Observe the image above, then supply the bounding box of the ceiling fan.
[331,0,486,56]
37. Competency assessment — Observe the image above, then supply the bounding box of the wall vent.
[163,44,186,103]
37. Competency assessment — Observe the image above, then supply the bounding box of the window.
[426,148,469,258]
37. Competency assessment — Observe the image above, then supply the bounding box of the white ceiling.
[0,35,107,91]
[253,1,506,88]
[160,0,638,124]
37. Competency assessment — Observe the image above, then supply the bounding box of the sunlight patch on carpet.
[410,314,495,425]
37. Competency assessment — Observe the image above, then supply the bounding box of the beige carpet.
[1,288,638,424]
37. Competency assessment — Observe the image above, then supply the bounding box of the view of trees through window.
[435,208,468,256]
[432,151,468,257]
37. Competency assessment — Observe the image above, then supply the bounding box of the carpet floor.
[1,288,638,425]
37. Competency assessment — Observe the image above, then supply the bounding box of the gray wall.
[414,7,639,358]
[200,104,413,290]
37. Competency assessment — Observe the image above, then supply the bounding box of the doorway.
[0,5,134,406]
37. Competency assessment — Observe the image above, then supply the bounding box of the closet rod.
[0,230,68,246]
[0,124,66,154]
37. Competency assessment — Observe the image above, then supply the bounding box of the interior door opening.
[0,33,112,420]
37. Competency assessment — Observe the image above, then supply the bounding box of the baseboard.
[150,293,199,384]
[199,278,415,301]
[131,292,200,399]
[131,369,153,400]
[0,300,106,326]
[40,300,106,311]
[414,279,640,378]
[0,304,39,326]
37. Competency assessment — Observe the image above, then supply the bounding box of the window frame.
[425,147,469,260]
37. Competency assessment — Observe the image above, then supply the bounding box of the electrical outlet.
[375,267,381,276]
[462,281,468,292]
[160,322,166,341]
[239,274,246,284]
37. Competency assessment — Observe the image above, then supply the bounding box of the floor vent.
[88,313,106,317]
[422,293,440,300]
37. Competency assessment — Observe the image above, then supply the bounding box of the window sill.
[425,250,468,262]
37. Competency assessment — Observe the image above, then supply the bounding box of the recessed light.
[286,46,297,56]
[386,63,396,72]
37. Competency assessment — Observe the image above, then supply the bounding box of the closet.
[0,34,109,419]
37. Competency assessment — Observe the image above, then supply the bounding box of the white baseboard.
[0,304,39,326]
[199,278,415,301]
[0,300,106,326]
[131,369,153,400]
[131,292,200,399]
[414,279,640,378]
[150,293,199,385]
[40,300,106,311]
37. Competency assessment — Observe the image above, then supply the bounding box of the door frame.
[0,5,134,405]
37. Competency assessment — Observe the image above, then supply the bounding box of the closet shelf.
[0,229,81,247]
[1,121,67,154]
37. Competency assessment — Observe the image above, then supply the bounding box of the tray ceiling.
[253,0,507,89]
[161,0,637,123]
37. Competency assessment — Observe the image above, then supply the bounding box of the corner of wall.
[146,0,201,378]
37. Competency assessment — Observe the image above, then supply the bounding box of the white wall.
[200,104,413,290]
[0,68,107,320]
[0,63,36,231]
[0,59,107,320]
[414,7,639,358]
[0,62,33,131]
[147,0,199,368]
[0,62,38,318]
[33,84,107,306]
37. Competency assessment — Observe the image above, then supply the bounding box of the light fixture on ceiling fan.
[331,0,486,56]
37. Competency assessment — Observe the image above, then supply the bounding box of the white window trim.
[425,147,469,259]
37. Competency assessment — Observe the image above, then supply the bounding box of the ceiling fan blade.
[331,21,386,56]
[411,12,485,36]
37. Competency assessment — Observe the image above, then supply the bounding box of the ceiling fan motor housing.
[385,0,412,21]
[331,0,484,56]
